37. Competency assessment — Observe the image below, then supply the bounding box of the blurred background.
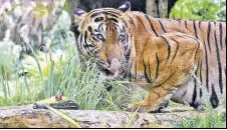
[0,0,226,112]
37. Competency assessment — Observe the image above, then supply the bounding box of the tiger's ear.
[118,1,131,13]
[73,9,87,23]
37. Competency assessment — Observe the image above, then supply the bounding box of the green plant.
[170,0,226,21]
[174,106,226,128]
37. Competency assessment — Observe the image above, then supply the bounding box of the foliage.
[0,1,145,110]
[174,106,226,128]
[170,0,226,21]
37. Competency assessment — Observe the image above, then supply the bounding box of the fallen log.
[0,105,200,128]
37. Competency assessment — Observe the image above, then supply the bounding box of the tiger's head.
[72,2,133,79]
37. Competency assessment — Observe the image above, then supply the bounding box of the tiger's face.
[73,2,133,79]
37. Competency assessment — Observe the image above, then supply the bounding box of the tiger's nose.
[108,58,122,74]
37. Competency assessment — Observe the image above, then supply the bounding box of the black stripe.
[143,60,152,83]
[207,22,212,52]
[200,61,203,85]
[170,38,180,64]
[203,41,209,91]
[92,35,99,41]
[83,31,89,50]
[108,18,119,23]
[214,31,223,94]
[84,31,88,41]
[160,36,171,62]
[79,36,83,50]
[155,53,160,79]
[199,88,203,98]
[145,15,158,36]
[94,17,105,23]
[134,59,137,80]
[225,35,226,47]
[184,21,188,29]
[219,23,223,50]
[125,50,131,61]
[199,21,202,29]
[148,60,152,82]
[88,26,93,33]
[194,39,200,61]
[193,21,198,39]
[176,19,182,23]
[191,63,199,109]
[128,51,133,82]
[158,20,167,33]
[210,84,219,108]
[90,11,119,18]
[225,37,226,48]
[190,79,198,109]
[84,31,92,55]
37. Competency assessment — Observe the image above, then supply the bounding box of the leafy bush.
[170,0,226,21]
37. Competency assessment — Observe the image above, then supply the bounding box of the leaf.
[125,108,139,128]
[32,3,52,19]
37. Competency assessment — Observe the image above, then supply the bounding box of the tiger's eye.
[119,34,126,41]
[97,34,104,40]
[93,34,105,42]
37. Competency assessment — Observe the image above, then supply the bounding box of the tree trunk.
[146,0,168,18]
[0,105,202,128]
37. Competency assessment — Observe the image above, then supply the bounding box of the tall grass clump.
[174,105,226,128]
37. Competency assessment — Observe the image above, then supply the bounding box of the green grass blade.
[45,105,81,128]
[125,108,139,128]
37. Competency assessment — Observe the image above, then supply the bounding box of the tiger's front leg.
[127,83,178,113]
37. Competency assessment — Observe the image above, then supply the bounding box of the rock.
[0,105,200,128]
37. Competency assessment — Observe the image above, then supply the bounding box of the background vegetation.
[0,0,226,128]
[170,0,226,21]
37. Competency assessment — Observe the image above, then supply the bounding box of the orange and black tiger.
[72,1,226,112]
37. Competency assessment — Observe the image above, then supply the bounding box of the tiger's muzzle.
[98,58,126,79]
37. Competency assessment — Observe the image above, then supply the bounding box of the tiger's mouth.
[98,64,127,80]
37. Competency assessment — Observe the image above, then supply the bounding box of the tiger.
[71,1,226,112]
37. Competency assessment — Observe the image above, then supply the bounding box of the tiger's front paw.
[124,103,166,113]
[124,104,149,113]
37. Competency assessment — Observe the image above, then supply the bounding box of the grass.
[174,105,226,128]
[174,73,226,128]
[0,41,145,110]
[0,7,145,110]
